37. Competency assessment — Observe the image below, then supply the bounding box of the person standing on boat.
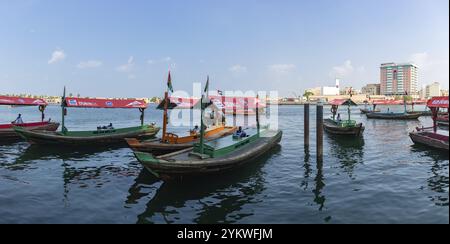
[337,113,341,122]
[12,114,23,124]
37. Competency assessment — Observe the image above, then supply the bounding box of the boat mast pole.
[403,93,407,113]
[256,95,260,135]
[61,86,66,133]
[162,91,168,142]
[199,94,205,155]
[348,104,351,121]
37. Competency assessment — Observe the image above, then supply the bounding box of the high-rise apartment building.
[380,63,418,95]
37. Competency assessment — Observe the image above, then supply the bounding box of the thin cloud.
[117,56,134,72]
[48,49,66,64]
[268,64,296,74]
[229,65,247,74]
[330,60,354,78]
[77,60,103,69]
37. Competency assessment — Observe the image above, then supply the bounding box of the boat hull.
[409,131,449,151]
[134,129,282,180]
[360,109,380,114]
[14,124,160,146]
[323,119,365,136]
[366,112,421,120]
[0,121,60,141]
[126,126,237,155]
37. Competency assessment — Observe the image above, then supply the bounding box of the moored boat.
[134,128,282,180]
[126,125,236,155]
[14,88,159,146]
[366,112,422,120]
[324,99,364,136]
[366,95,422,120]
[0,96,59,141]
[133,77,282,180]
[409,96,449,151]
[126,72,237,155]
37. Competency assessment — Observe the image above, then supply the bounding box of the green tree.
[303,91,314,101]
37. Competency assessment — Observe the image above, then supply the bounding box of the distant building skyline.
[380,63,418,96]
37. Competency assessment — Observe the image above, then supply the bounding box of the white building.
[425,82,441,99]
[321,79,340,96]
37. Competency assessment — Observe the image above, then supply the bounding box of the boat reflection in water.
[326,134,365,179]
[127,145,281,224]
[410,146,449,207]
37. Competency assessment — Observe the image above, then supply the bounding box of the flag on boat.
[167,71,173,93]
[204,76,209,93]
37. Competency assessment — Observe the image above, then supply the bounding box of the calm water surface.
[0,105,448,223]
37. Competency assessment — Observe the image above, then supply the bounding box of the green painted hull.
[134,129,282,180]
[323,119,364,136]
[14,124,160,146]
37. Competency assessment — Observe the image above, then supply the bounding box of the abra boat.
[324,99,364,136]
[366,97,422,120]
[126,72,237,155]
[0,96,59,141]
[133,78,282,180]
[366,112,422,120]
[15,88,159,145]
[437,114,449,129]
[360,101,380,114]
[409,96,449,151]
[134,128,282,180]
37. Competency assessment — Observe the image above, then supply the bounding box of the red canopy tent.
[64,97,147,109]
[0,96,47,106]
[0,96,48,122]
[427,96,449,132]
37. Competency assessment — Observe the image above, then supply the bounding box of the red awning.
[372,100,404,105]
[159,96,266,110]
[209,95,266,110]
[427,96,449,108]
[0,96,47,106]
[328,99,357,106]
[64,97,148,109]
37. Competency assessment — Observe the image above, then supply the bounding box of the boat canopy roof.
[157,97,201,110]
[329,99,357,106]
[427,96,449,108]
[157,95,266,110]
[0,96,47,106]
[64,97,148,109]
[372,100,404,105]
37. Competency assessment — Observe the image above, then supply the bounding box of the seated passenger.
[107,123,114,129]
[190,125,199,135]
[12,114,24,124]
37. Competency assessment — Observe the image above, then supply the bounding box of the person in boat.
[107,123,114,129]
[12,114,24,124]
[337,113,341,122]
[235,126,248,138]
[190,125,199,135]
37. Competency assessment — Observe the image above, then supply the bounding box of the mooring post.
[304,103,310,147]
[316,102,323,161]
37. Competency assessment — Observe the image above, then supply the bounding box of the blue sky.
[0,0,448,97]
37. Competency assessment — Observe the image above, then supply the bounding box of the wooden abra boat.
[366,97,422,119]
[126,126,236,155]
[409,96,449,151]
[134,128,282,180]
[14,88,159,145]
[126,72,236,155]
[0,96,59,141]
[133,78,281,180]
[324,99,364,136]
[366,112,422,120]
